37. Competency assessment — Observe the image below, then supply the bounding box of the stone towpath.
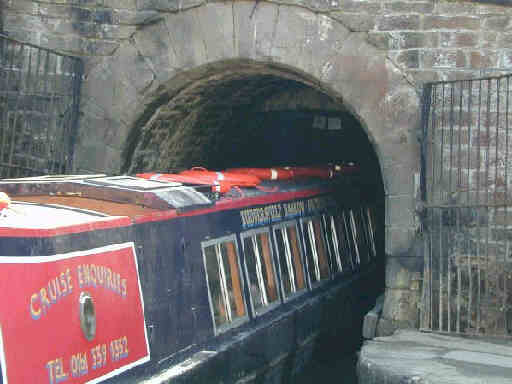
[358,329,512,383]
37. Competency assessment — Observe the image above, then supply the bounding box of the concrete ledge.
[357,330,512,384]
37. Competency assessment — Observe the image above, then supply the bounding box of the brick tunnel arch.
[77,1,422,328]
[122,60,379,175]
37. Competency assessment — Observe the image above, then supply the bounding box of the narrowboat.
[0,165,382,384]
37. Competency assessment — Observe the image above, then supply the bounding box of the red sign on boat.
[0,243,150,384]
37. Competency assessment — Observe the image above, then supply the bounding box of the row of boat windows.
[202,207,378,334]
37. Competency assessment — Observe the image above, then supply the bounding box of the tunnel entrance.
[123,63,386,292]
[123,66,382,202]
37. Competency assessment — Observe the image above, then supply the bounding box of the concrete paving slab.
[357,330,512,384]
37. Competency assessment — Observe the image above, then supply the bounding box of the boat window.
[323,215,343,274]
[347,210,361,266]
[358,207,377,264]
[366,207,377,259]
[242,229,280,315]
[273,222,307,299]
[203,237,247,333]
[354,208,371,265]
[334,212,356,271]
[303,217,331,285]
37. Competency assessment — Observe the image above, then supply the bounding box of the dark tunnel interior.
[123,71,386,269]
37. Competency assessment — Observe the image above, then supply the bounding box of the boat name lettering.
[240,204,282,227]
[282,201,305,217]
[306,196,334,213]
[30,265,127,321]
[240,196,334,228]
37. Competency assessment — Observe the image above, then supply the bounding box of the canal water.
[295,352,359,383]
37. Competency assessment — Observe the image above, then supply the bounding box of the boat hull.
[0,176,382,383]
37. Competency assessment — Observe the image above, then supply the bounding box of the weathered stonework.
[3,0,512,335]
[5,0,512,81]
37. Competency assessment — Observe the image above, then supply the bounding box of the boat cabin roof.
[0,173,351,235]
[0,175,213,233]
[0,175,212,213]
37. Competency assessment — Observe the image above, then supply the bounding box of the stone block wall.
[3,0,512,334]
[3,0,139,56]
[3,1,512,83]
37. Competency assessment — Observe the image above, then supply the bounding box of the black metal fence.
[0,34,82,178]
[420,74,512,337]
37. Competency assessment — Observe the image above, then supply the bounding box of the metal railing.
[0,34,82,178]
[420,74,512,337]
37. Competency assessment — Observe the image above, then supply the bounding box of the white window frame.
[301,216,331,288]
[241,228,281,317]
[339,211,356,270]
[358,207,373,264]
[366,207,377,259]
[323,214,343,274]
[352,207,372,266]
[348,210,361,266]
[272,220,308,301]
[202,235,249,336]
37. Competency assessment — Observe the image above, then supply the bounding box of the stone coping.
[358,329,512,384]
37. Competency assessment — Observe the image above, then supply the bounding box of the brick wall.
[428,78,511,206]
[3,1,512,85]
[421,72,512,335]
[3,0,139,56]
[2,0,512,88]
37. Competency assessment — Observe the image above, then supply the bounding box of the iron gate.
[0,34,82,178]
[420,73,512,337]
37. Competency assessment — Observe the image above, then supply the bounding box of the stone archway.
[76,1,421,329]
[120,60,375,174]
